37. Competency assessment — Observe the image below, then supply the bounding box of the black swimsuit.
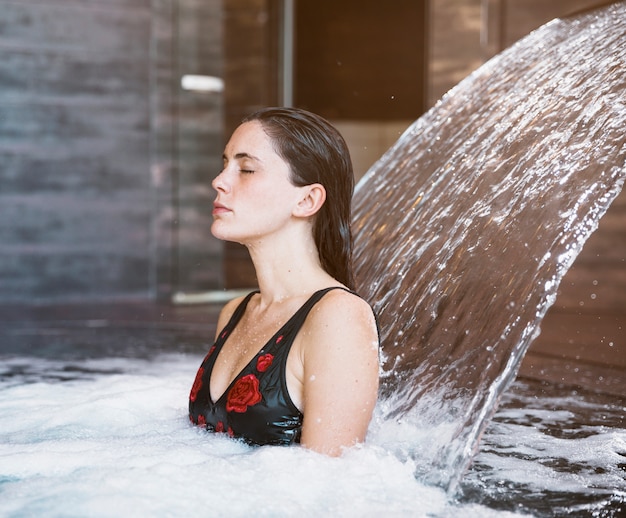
[188,287,354,446]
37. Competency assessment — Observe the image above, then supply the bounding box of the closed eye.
[240,169,255,174]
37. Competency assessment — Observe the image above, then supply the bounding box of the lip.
[212,202,231,216]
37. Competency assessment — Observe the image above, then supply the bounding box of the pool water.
[1,352,623,517]
[461,379,626,517]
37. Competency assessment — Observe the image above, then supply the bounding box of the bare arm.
[298,291,379,455]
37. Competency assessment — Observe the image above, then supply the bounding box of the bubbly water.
[2,3,626,517]
[352,2,626,492]
[461,380,626,516]
[1,354,624,517]
[0,355,499,517]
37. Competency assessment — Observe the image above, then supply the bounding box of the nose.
[212,168,230,193]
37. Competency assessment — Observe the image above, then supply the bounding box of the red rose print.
[225,374,262,413]
[221,330,228,339]
[189,367,204,402]
[228,426,234,437]
[256,353,274,372]
[276,335,284,344]
[197,414,206,426]
[215,421,225,433]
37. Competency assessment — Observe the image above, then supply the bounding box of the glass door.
[171,0,225,300]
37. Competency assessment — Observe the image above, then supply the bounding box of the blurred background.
[0,0,623,394]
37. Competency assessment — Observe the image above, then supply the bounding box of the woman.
[189,107,379,456]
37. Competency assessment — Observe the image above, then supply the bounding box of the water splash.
[352,2,626,494]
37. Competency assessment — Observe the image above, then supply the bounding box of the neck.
[244,225,337,305]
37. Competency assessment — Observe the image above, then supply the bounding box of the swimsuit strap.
[217,287,355,341]
[279,287,353,334]
[217,290,259,337]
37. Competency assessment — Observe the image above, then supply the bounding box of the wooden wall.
[223,0,278,135]
[153,0,225,296]
[295,0,426,121]
[481,0,617,57]
[481,0,626,394]
[221,0,279,289]
[0,0,225,302]
[520,183,626,396]
[0,0,152,302]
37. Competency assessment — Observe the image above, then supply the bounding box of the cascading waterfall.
[352,1,626,494]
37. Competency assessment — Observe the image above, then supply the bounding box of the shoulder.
[312,288,376,325]
[302,288,379,351]
[297,288,380,417]
[296,288,380,454]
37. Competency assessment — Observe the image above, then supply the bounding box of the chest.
[209,305,304,403]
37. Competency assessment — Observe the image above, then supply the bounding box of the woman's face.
[211,121,305,245]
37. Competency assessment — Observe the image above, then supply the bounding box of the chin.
[211,224,243,244]
[210,223,227,241]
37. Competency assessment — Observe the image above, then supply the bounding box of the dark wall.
[221,0,279,289]
[479,0,626,392]
[0,0,225,302]
[295,0,427,120]
[223,0,279,135]
[0,0,153,302]
[482,0,611,56]
[158,0,225,295]
[522,176,626,392]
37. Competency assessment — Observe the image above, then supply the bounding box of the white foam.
[0,354,525,518]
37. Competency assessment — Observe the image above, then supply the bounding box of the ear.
[293,183,326,218]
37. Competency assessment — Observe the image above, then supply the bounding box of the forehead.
[225,121,273,157]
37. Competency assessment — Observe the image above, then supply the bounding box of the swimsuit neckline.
[208,286,349,404]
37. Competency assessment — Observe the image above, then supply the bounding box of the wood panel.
[482,0,610,57]
[172,0,225,293]
[223,0,279,135]
[0,0,151,302]
[522,181,626,394]
[0,0,226,301]
[295,0,427,120]
[464,0,626,395]
[221,0,279,289]
[428,0,482,108]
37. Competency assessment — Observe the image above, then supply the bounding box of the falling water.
[352,2,626,493]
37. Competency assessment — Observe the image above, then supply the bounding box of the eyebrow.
[223,152,262,162]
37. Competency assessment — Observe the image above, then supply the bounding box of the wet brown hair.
[243,107,355,289]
